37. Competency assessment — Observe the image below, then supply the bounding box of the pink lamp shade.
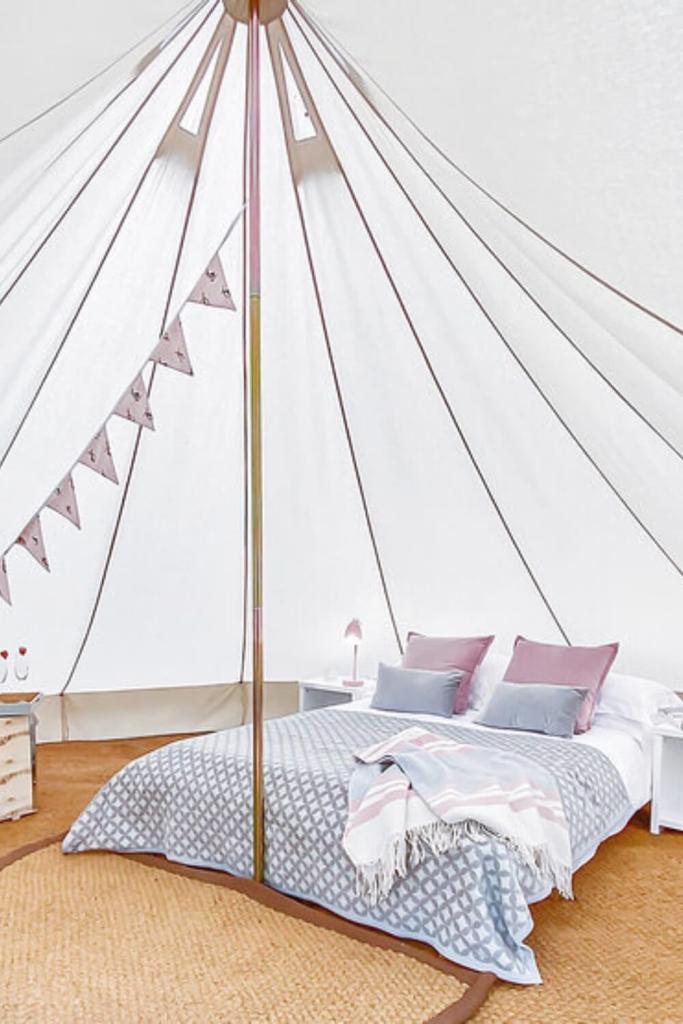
[344,618,363,644]
[343,619,363,686]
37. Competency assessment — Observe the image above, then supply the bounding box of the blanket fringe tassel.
[354,819,574,906]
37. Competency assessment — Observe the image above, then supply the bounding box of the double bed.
[63,681,659,984]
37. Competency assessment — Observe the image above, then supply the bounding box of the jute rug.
[474,827,683,1024]
[2,738,682,1022]
[0,843,489,1024]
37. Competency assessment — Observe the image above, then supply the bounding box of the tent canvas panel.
[0,0,682,714]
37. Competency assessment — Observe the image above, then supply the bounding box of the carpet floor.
[1,844,472,1024]
[1,736,682,1022]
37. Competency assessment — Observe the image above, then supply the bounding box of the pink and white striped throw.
[343,726,572,904]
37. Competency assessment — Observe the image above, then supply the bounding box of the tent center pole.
[247,0,264,883]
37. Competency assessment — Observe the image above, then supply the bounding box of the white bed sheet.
[339,698,651,810]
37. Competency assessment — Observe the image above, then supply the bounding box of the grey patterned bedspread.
[63,708,631,983]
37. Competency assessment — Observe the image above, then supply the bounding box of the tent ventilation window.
[179,48,221,135]
[280,46,317,141]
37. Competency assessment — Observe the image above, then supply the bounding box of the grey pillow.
[371,662,463,718]
[476,681,588,738]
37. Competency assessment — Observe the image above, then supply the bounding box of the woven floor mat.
[0,843,490,1024]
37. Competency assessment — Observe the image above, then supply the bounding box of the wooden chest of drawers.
[0,694,40,823]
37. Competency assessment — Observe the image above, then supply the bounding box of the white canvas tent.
[0,0,682,742]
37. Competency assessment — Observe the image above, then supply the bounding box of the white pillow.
[469,651,508,710]
[596,669,682,726]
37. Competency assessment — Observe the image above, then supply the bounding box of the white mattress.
[340,698,651,810]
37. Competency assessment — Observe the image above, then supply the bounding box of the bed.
[62,681,659,984]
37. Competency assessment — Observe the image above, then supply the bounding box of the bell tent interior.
[0,1,682,1021]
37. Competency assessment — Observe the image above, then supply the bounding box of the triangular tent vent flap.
[280,42,317,142]
[179,46,222,136]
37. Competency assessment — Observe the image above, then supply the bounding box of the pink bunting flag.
[0,556,10,605]
[188,255,236,310]
[78,427,118,484]
[114,374,155,430]
[46,473,81,529]
[152,317,193,375]
[16,514,50,572]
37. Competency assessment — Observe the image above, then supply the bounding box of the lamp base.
[342,678,364,688]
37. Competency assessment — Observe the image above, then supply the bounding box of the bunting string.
[189,254,236,309]
[46,473,81,528]
[78,426,119,484]
[0,558,11,605]
[16,515,50,572]
[0,247,236,606]
[152,316,193,375]
[114,373,155,429]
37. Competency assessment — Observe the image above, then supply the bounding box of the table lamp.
[343,618,363,687]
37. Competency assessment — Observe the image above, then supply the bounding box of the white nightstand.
[651,723,683,835]
[298,678,375,713]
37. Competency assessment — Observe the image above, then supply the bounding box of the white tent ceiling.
[0,0,681,702]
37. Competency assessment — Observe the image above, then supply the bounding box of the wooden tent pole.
[247,0,265,883]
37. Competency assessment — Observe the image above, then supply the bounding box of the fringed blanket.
[344,726,572,904]
[63,708,632,984]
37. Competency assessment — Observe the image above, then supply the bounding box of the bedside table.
[298,678,375,713]
[651,723,683,835]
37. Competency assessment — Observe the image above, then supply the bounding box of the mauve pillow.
[504,636,619,733]
[402,633,494,714]
[371,662,464,718]
[477,682,588,738]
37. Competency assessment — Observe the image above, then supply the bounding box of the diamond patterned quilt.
[63,708,631,983]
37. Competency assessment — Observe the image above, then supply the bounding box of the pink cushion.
[402,633,494,714]
[503,636,619,733]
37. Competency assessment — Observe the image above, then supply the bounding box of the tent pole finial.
[224,0,286,24]
[248,0,265,885]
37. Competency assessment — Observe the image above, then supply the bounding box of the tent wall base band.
[31,681,298,744]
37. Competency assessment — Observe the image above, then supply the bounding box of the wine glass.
[14,646,29,683]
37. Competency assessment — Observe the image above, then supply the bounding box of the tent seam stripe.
[280,19,570,644]
[60,366,159,695]
[61,19,236,694]
[0,2,221,479]
[0,9,191,277]
[0,0,210,146]
[289,0,683,341]
[0,1,222,310]
[290,6,682,464]
[289,8,683,581]
[267,23,404,656]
